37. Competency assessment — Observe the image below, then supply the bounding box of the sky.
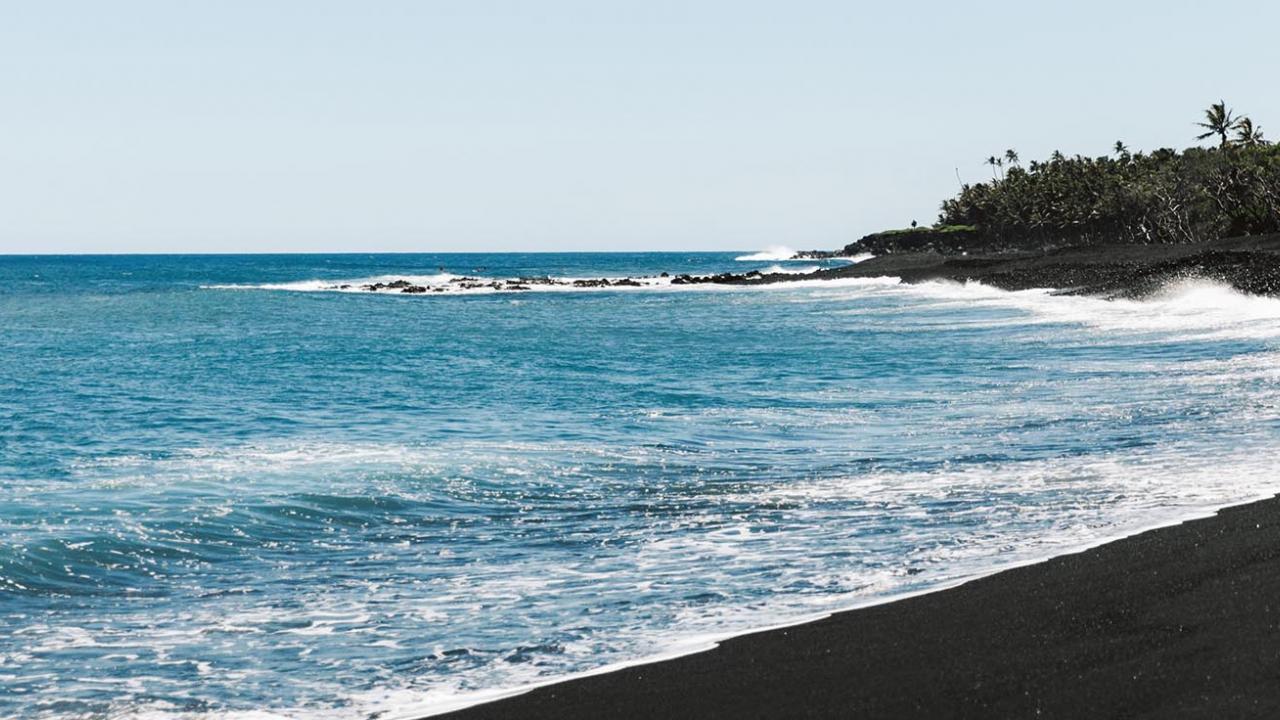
[3,1,1279,254]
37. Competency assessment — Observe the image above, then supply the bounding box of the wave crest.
[735,246,798,261]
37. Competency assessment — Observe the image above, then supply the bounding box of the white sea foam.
[51,373,1280,719]
[758,264,821,275]
[869,279,1280,341]
[735,248,872,263]
[399,451,1280,718]
[204,273,678,295]
[735,245,798,261]
[202,270,908,297]
[205,273,463,293]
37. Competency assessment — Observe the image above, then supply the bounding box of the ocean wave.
[758,264,821,275]
[204,272,678,295]
[873,279,1280,342]
[733,248,872,263]
[396,448,1280,718]
[734,246,799,261]
[67,436,1280,720]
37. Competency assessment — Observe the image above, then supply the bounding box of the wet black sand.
[436,495,1280,719]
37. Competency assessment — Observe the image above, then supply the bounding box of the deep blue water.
[3,252,1280,719]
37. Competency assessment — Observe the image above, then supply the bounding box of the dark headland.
[704,103,1280,296]
[429,105,1280,719]
[706,232,1280,297]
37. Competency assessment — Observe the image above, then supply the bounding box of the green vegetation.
[873,224,976,237]
[933,102,1280,251]
[848,225,980,255]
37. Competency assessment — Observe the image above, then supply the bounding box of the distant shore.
[434,493,1280,719]
[334,234,1280,299]
[714,233,1280,298]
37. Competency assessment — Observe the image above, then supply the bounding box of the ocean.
[3,251,1280,719]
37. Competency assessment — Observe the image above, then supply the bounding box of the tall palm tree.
[1235,117,1268,146]
[1196,100,1238,147]
[1113,141,1129,157]
[986,155,999,180]
[1004,149,1020,168]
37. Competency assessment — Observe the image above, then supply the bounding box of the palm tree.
[1004,149,1020,168]
[986,155,1000,180]
[1235,117,1268,146]
[1196,100,1238,148]
[1113,141,1128,157]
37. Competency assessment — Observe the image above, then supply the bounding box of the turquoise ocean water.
[4,252,1280,718]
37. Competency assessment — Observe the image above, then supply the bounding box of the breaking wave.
[830,278,1280,342]
[205,272,677,295]
[735,246,799,261]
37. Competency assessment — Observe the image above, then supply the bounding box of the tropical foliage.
[936,103,1280,249]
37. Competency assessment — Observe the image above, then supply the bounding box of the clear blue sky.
[3,1,1278,254]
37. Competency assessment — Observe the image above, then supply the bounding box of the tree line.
[936,102,1280,249]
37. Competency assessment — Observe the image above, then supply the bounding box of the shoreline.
[426,491,1280,719]
[271,233,1280,299]
[715,233,1280,298]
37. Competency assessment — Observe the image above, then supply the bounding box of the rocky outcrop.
[826,233,1280,298]
[840,226,979,256]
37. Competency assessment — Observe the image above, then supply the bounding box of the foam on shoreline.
[383,489,1280,719]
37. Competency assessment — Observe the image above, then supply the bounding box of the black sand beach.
[438,495,1280,719]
